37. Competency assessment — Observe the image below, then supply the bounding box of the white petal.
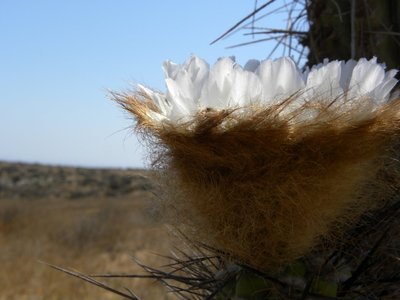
[242,71,262,105]
[184,55,209,100]
[147,110,166,122]
[386,69,399,79]
[306,60,342,99]
[199,57,235,108]
[339,59,357,89]
[172,70,196,104]
[165,78,194,120]
[274,57,305,95]
[228,66,245,106]
[372,69,398,103]
[212,57,235,92]
[231,66,262,106]
[348,57,385,98]
[162,60,180,79]
[257,57,304,103]
[137,84,171,116]
[256,59,275,101]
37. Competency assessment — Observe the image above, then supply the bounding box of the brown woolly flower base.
[117,93,400,271]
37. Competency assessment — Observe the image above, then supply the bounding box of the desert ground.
[0,161,176,299]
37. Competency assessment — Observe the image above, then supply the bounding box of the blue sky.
[0,0,288,168]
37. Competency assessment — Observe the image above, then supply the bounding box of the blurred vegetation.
[0,161,153,200]
[0,162,173,300]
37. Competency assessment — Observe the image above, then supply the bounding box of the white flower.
[139,55,398,123]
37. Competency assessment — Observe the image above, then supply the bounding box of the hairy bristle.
[117,92,400,271]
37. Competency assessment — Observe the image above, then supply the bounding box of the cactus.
[301,0,400,71]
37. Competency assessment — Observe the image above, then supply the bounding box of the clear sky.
[0,0,288,168]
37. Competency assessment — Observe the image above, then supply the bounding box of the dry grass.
[0,192,176,300]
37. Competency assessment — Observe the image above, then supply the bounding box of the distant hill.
[0,161,153,200]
